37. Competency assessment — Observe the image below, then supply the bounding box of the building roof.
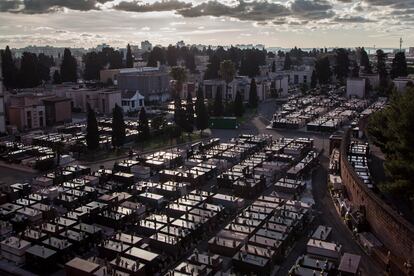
[65,257,100,273]
[121,90,143,99]
[42,96,70,103]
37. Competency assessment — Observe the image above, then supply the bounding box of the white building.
[393,77,414,92]
[121,91,145,113]
[360,73,380,89]
[276,66,313,86]
[346,78,366,98]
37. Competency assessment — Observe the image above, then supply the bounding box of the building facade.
[117,67,170,102]
[121,91,145,113]
[346,78,366,98]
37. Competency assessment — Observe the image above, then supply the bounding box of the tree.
[111,104,126,148]
[351,63,360,78]
[195,87,209,136]
[334,48,349,83]
[147,46,165,67]
[83,51,102,80]
[1,46,17,89]
[390,52,408,79]
[234,90,244,117]
[213,87,224,116]
[204,54,220,80]
[126,44,133,68]
[138,107,150,141]
[315,57,331,85]
[271,60,276,72]
[360,47,372,73]
[18,52,40,88]
[166,45,177,66]
[184,92,194,134]
[367,88,414,203]
[170,66,187,98]
[53,70,61,84]
[310,70,317,88]
[37,53,53,82]
[60,48,77,82]
[86,104,99,150]
[248,78,258,108]
[376,49,388,90]
[283,53,292,70]
[219,60,236,102]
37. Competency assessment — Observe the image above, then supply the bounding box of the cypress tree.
[283,53,292,70]
[195,87,209,135]
[60,48,77,82]
[391,52,408,79]
[234,90,244,117]
[1,46,17,89]
[185,92,194,133]
[310,70,317,88]
[86,104,100,150]
[111,104,126,148]
[53,70,62,84]
[360,47,372,73]
[126,44,133,68]
[271,60,276,72]
[248,78,258,108]
[138,107,150,140]
[18,52,40,88]
[376,49,388,89]
[213,88,224,116]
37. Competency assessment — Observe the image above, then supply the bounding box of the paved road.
[0,166,37,185]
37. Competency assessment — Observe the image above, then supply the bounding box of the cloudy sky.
[0,0,413,49]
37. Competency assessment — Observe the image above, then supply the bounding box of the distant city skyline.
[0,0,413,49]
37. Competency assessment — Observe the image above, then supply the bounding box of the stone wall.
[340,130,414,263]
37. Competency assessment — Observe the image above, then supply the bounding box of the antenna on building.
[400,37,403,52]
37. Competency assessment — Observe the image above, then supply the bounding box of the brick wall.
[340,130,414,263]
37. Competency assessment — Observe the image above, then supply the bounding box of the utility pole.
[400,37,403,52]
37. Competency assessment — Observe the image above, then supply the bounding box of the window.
[303,75,307,83]
[131,101,135,108]
[294,75,299,84]
[139,99,143,106]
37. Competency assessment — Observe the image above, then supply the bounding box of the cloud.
[114,0,191,13]
[290,0,335,20]
[334,15,376,22]
[177,0,290,21]
[1,0,112,14]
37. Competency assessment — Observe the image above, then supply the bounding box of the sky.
[0,0,413,49]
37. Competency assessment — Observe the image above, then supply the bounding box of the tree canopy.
[248,78,258,108]
[195,86,209,133]
[315,56,331,85]
[60,48,77,82]
[126,44,134,68]
[111,104,126,148]
[391,52,408,79]
[367,88,414,203]
[86,104,100,150]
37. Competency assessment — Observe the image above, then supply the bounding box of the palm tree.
[219,60,236,102]
[170,66,187,98]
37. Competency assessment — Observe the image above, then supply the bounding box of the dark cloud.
[290,0,335,20]
[177,0,290,21]
[334,15,376,22]
[362,0,413,6]
[1,0,112,14]
[0,0,21,11]
[114,0,191,13]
